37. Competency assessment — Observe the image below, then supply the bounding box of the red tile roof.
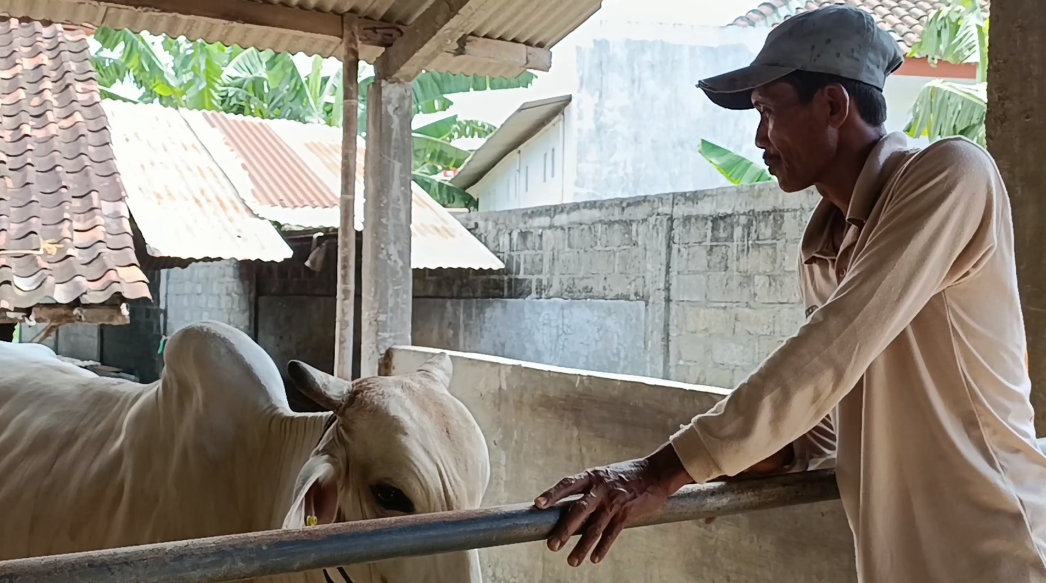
[731,0,989,51]
[0,18,150,311]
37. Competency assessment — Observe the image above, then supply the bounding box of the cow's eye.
[371,483,415,514]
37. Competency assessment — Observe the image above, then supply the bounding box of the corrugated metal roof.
[0,18,150,311]
[451,94,570,190]
[102,100,293,262]
[0,0,603,78]
[191,110,504,270]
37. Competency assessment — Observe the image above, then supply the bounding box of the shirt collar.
[800,132,916,264]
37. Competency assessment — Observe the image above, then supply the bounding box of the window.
[551,148,556,178]
[543,152,548,183]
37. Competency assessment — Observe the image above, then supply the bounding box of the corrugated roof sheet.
[731,0,990,51]
[0,18,150,311]
[192,110,504,270]
[0,0,602,78]
[102,100,293,263]
[452,94,570,190]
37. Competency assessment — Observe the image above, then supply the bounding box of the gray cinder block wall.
[46,184,820,390]
[415,184,820,386]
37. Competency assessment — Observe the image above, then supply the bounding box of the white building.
[454,1,979,212]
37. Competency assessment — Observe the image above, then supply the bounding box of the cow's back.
[0,345,149,559]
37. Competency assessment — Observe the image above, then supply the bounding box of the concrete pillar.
[334,17,360,381]
[987,0,1046,433]
[360,78,413,377]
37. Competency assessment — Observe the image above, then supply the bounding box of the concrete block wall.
[420,184,821,385]
[164,260,256,336]
[667,187,818,386]
[415,195,671,377]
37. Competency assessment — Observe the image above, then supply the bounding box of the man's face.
[751,81,837,192]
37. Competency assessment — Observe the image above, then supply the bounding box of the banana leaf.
[698,140,774,186]
[412,173,478,210]
[904,80,987,147]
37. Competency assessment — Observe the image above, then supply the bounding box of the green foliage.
[92,28,183,106]
[411,173,478,210]
[904,79,987,146]
[90,29,535,209]
[904,0,989,146]
[698,140,774,186]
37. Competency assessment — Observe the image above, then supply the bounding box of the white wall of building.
[468,14,972,211]
[474,115,568,212]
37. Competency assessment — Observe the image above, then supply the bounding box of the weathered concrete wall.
[413,298,650,375]
[55,324,101,362]
[418,184,819,385]
[387,347,855,583]
[667,186,816,386]
[164,260,256,336]
[570,25,767,203]
[415,194,672,377]
[987,0,1046,434]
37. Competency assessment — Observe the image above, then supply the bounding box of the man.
[534,6,1046,582]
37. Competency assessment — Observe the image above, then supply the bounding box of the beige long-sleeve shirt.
[670,133,1046,582]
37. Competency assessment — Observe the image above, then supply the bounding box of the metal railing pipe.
[0,470,839,583]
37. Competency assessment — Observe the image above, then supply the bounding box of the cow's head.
[284,354,489,583]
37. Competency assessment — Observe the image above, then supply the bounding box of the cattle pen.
[0,470,841,583]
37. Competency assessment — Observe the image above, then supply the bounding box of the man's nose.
[754,120,770,150]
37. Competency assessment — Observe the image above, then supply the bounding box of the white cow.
[0,321,489,583]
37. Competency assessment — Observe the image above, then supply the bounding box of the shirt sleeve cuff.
[669,423,724,484]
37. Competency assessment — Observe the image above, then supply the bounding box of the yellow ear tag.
[306,515,319,527]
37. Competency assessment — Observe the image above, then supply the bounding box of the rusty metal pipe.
[0,470,840,583]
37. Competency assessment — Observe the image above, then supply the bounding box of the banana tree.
[698,139,774,186]
[904,0,988,147]
[91,28,185,105]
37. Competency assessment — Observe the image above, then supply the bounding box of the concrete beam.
[376,0,491,82]
[986,0,1046,432]
[334,16,360,381]
[360,78,414,377]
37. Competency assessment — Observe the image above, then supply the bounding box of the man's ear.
[822,84,852,129]
[284,456,339,528]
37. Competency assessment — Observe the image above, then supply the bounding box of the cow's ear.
[288,361,348,412]
[284,456,339,529]
[415,353,453,391]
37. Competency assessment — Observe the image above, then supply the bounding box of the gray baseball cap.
[699,5,905,110]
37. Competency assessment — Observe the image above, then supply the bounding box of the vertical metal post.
[334,16,360,380]
[360,78,413,377]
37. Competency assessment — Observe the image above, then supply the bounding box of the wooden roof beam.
[376,0,550,81]
[80,0,552,73]
[91,0,401,46]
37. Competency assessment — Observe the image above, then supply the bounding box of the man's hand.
[533,444,693,567]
